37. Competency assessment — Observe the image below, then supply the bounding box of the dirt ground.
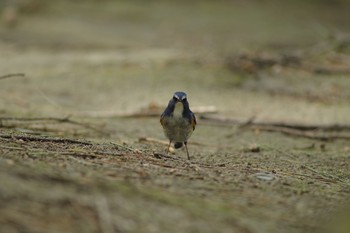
[1,1,350,233]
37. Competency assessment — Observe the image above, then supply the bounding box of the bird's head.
[172,91,187,103]
[168,92,189,116]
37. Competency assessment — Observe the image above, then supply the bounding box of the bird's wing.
[160,113,165,128]
[191,113,197,131]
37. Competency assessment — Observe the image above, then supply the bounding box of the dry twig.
[0,73,25,80]
[200,115,350,131]
[200,115,350,140]
[0,133,93,145]
[255,126,350,141]
[0,116,109,135]
[139,137,169,145]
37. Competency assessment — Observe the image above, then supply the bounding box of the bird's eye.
[182,98,187,101]
[173,97,178,101]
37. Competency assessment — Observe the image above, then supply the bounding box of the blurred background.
[1,0,350,124]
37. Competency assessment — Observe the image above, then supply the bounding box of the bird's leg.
[184,141,190,160]
[166,140,172,154]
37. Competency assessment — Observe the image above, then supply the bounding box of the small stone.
[6,159,14,165]
[249,144,260,153]
[254,172,276,181]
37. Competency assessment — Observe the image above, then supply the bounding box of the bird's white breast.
[162,102,193,142]
[173,102,183,118]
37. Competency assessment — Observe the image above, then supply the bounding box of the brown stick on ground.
[0,73,25,80]
[200,115,350,131]
[200,115,350,141]
[0,116,109,135]
[255,126,350,141]
[0,134,93,145]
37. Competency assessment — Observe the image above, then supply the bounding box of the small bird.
[160,91,196,160]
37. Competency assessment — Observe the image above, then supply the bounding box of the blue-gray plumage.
[160,92,196,160]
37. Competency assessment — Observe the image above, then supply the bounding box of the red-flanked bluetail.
[160,92,196,160]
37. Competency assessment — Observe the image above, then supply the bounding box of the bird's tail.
[174,142,183,149]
